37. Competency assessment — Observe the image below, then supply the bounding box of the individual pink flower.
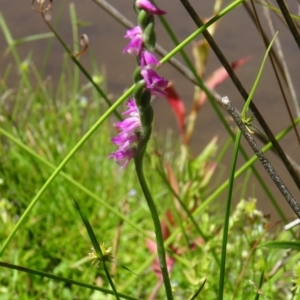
[140,50,161,69]
[141,68,169,96]
[109,99,141,168]
[136,0,166,15]
[123,26,143,55]
[124,26,142,39]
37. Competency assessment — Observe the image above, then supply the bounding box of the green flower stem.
[134,155,173,300]
[218,130,242,300]
[0,87,133,257]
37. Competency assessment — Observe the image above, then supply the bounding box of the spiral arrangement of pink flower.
[109,0,169,169]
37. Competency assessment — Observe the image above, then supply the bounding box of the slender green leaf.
[0,261,138,300]
[262,241,300,250]
[74,200,120,300]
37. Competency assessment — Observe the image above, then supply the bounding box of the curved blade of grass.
[70,3,80,97]
[190,278,206,300]
[74,200,120,300]
[241,32,279,118]
[241,169,252,199]
[0,13,22,66]
[261,241,300,250]
[216,138,232,163]
[8,32,54,49]
[0,13,31,89]
[257,1,300,21]
[0,261,139,300]
[114,263,139,277]
[254,271,264,300]
[0,86,133,258]
[262,1,300,118]
[246,1,300,148]
[218,130,242,300]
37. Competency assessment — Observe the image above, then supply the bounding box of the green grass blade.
[0,13,32,90]
[0,261,138,300]
[257,1,300,21]
[218,131,242,300]
[261,241,300,250]
[218,33,280,298]
[11,33,54,47]
[74,200,120,300]
[241,169,252,199]
[190,279,206,300]
[254,270,264,300]
[69,3,80,98]
[0,13,21,66]
[241,31,279,119]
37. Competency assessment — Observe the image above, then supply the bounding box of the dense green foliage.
[1,1,300,299]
